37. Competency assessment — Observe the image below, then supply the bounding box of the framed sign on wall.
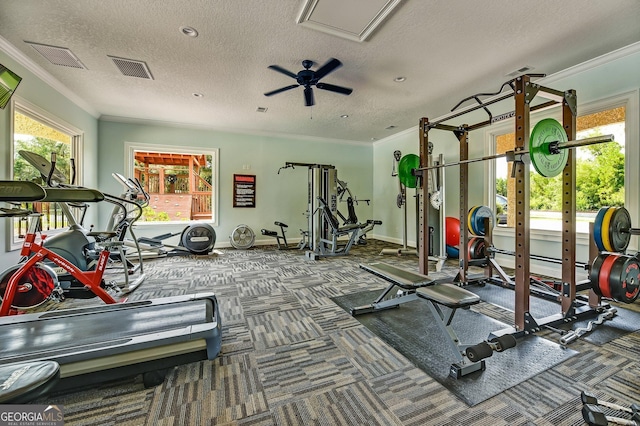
[233,174,256,208]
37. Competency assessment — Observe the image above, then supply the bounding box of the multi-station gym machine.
[278,162,371,259]
[412,74,634,342]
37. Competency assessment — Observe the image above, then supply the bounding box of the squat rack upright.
[416,74,605,334]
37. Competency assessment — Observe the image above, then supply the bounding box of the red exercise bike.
[0,180,131,316]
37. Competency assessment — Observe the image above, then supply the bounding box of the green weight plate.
[530,118,569,178]
[398,154,420,189]
[609,207,631,253]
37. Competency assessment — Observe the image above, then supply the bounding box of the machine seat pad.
[0,360,60,404]
[274,221,288,228]
[0,181,46,202]
[43,187,105,203]
[416,284,480,309]
[360,262,433,289]
[261,229,277,237]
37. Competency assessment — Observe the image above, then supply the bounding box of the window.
[10,101,83,247]
[493,102,628,233]
[125,143,218,225]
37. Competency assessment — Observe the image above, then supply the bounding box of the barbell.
[398,118,614,182]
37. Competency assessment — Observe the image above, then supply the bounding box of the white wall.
[97,119,373,248]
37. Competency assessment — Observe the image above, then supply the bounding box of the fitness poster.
[233,174,256,208]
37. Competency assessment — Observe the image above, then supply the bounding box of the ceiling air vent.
[25,42,87,69]
[506,65,534,77]
[108,56,154,80]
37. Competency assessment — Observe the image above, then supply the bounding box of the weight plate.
[467,237,486,260]
[609,255,640,303]
[590,254,607,296]
[529,118,569,178]
[593,207,608,252]
[472,205,493,236]
[600,207,616,252]
[398,154,420,189]
[467,206,479,235]
[609,207,631,253]
[598,253,618,299]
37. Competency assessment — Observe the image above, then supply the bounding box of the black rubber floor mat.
[332,290,578,407]
[468,284,640,345]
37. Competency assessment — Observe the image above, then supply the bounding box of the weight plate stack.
[593,206,631,253]
[590,253,640,303]
[468,205,493,236]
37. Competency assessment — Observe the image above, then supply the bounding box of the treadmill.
[0,293,222,391]
[0,180,222,400]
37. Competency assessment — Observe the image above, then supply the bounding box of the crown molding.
[0,35,99,117]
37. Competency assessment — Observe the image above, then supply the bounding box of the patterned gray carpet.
[29,240,640,425]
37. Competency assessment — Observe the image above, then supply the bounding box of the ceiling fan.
[264,58,353,106]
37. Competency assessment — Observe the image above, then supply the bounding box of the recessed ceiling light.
[192,93,204,98]
[340,114,349,118]
[371,137,377,141]
[385,125,397,130]
[394,76,406,82]
[256,107,268,113]
[180,26,199,37]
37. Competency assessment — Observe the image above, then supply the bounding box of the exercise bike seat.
[261,229,278,237]
[0,360,60,404]
[274,221,288,228]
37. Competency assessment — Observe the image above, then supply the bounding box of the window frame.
[484,89,638,250]
[124,141,219,227]
[7,97,84,250]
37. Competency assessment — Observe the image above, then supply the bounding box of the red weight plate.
[598,254,618,299]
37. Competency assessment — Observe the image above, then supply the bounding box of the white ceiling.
[1,0,640,143]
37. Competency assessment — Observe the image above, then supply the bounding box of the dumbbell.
[582,404,640,426]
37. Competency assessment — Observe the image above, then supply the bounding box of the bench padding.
[416,284,480,309]
[359,262,433,289]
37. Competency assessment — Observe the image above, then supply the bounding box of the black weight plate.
[589,253,608,296]
[609,207,631,253]
[609,255,640,303]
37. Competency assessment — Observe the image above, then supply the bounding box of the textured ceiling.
[1,0,640,143]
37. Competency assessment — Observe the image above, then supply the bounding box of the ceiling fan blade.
[316,83,353,95]
[313,58,342,81]
[304,86,315,106]
[267,65,298,79]
[264,84,299,97]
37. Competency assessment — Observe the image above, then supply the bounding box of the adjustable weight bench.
[357,262,516,379]
[352,262,434,315]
